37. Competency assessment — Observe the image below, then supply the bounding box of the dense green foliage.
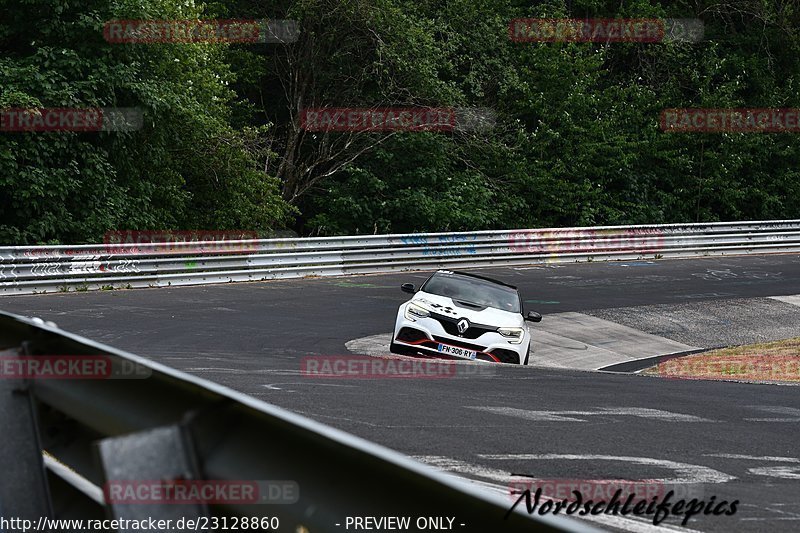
[1,0,799,242]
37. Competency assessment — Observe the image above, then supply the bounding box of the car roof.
[435,270,518,290]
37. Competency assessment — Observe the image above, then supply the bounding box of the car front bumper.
[393,311,528,364]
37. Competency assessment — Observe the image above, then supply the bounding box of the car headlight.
[497,327,524,344]
[405,302,431,320]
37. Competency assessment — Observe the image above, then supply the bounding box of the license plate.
[437,343,477,360]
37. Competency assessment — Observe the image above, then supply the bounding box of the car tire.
[523,342,531,366]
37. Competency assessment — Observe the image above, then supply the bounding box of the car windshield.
[422,273,520,313]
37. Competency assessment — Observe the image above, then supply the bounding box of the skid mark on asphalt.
[467,406,714,423]
[475,455,735,484]
[419,450,800,524]
[412,455,707,532]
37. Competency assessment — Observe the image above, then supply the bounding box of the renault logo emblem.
[457,318,470,334]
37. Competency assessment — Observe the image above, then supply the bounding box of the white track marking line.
[744,405,800,422]
[744,418,800,422]
[468,406,714,423]
[738,502,800,521]
[769,294,800,307]
[748,466,800,479]
[703,453,800,463]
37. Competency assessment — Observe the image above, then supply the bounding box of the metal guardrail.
[0,311,592,532]
[2,220,800,294]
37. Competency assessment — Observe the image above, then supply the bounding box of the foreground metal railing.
[0,311,590,531]
[2,220,800,294]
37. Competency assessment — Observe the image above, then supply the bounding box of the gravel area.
[585,297,800,348]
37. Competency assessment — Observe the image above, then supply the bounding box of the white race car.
[390,270,542,364]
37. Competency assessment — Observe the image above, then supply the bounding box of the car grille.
[430,312,497,339]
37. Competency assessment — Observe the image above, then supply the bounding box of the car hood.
[412,291,523,327]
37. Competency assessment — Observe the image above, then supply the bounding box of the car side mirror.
[525,311,542,322]
[401,283,416,294]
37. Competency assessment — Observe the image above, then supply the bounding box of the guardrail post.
[96,425,208,523]
[0,345,54,520]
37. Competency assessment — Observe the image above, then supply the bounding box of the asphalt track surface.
[3,255,800,532]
